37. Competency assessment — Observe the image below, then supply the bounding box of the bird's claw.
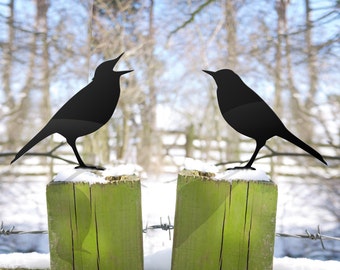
[75,165,106,171]
[227,166,256,171]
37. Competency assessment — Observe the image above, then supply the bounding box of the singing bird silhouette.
[203,69,327,169]
[11,53,132,170]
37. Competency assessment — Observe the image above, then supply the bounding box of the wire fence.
[1,220,339,252]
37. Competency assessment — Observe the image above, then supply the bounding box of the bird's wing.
[53,83,94,119]
[222,101,285,140]
[218,83,266,113]
[52,82,119,124]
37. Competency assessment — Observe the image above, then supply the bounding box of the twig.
[215,145,339,166]
[0,142,78,165]
[168,0,214,38]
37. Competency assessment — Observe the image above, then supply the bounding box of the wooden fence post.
[172,170,277,270]
[46,173,143,270]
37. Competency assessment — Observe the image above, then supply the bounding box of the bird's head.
[93,52,133,79]
[203,69,240,86]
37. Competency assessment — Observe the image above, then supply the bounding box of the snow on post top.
[53,164,144,184]
[183,158,219,174]
[183,158,270,182]
[215,169,270,182]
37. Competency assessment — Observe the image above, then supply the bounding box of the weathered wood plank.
[46,174,143,270]
[91,177,143,270]
[172,170,229,269]
[46,182,75,270]
[172,170,277,270]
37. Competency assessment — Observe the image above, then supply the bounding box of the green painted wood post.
[46,174,143,270]
[171,170,277,270]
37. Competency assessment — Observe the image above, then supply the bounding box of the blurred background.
[0,0,339,260]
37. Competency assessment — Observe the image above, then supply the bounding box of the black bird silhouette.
[203,69,327,169]
[11,53,132,170]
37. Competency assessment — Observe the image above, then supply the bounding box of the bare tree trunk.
[224,0,240,162]
[3,0,15,109]
[274,0,285,115]
[272,0,287,178]
[280,1,304,135]
[116,72,136,161]
[303,0,317,142]
[37,0,51,123]
[3,0,16,148]
[116,103,130,160]
[138,0,158,172]
[225,0,237,70]
[35,0,52,175]
[185,124,195,158]
[5,0,38,151]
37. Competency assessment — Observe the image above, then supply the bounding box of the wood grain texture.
[46,175,143,270]
[172,170,277,270]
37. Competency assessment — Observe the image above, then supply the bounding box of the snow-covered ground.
[0,161,339,269]
[0,251,340,270]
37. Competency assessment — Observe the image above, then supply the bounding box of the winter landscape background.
[0,0,339,268]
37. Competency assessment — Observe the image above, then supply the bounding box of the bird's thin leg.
[228,139,266,170]
[244,139,266,169]
[67,139,105,170]
[67,138,87,168]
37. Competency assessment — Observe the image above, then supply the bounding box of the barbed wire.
[143,216,174,240]
[0,221,47,236]
[276,225,340,251]
[1,221,339,252]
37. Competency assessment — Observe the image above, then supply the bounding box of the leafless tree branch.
[215,145,340,166]
[168,0,215,38]
[1,142,78,165]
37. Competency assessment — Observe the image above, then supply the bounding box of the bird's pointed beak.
[202,70,215,77]
[117,70,133,76]
[114,52,125,63]
[108,52,125,68]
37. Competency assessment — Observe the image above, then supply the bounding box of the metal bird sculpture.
[11,53,132,170]
[203,69,327,169]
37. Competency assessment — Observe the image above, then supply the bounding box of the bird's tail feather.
[281,128,327,165]
[11,124,54,164]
